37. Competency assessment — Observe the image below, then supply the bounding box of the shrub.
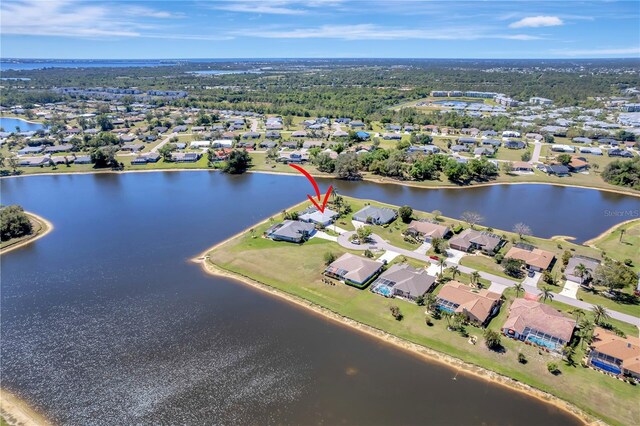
[389,305,403,321]
[495,253,504,264]
[624,258,633,266]
[518,353,527,364]
[398,205,413,223]
[547,362,560,375]
[323,252,336,266]
[483,329,502,350]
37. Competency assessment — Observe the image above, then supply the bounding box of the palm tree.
[541,287,554,303]
[579,318,595,349]
[619,229,626,243]
[592,304,610,325]
[425,294,437,312]
[470,271,481,286]
[438,258,446,275]
[513,282,524,298]
[449,265,460,280]
[574,263,591,285]
[573,308,585,322]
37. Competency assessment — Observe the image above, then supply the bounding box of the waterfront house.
[538,164,570,177]
[17,156,50,167]
[436,281,501,326]
[278,150,308,164]
[298,207,339,226]
[324,253,383,287]
[504,245,555,271]
[170,152,201,162]
[512,161,533,172]
[405,220,452,241]
[502,299,576,353]
[265,220,315,243]
[448,229,503,254]
[370,264,437,300]
[565,256,600,284]
[568,157,589,172]
[353,206,397,225]
[74,155,91,164]
[588,327,640,378]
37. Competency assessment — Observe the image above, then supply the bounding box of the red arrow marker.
[289,164,333,213]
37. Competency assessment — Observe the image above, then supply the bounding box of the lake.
[3,171,633,424]
[0,117,45,132]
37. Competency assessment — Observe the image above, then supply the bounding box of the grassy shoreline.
[200,197,639,426]
[0,212,53,255]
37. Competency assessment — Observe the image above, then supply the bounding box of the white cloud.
[0,0,176,38]
[235,24,541,41]
[212,0,344,15]
[509,16,564,28]
[550,47,640,57]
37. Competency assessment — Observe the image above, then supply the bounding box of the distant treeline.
[2,59,639,115]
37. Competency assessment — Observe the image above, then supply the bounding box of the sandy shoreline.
[0,212,54,255]
[192,226,601,426]
[2,167,639,198]
[0,389,50,426]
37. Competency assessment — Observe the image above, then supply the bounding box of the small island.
[0,205,52,254]
[198,195,639,426]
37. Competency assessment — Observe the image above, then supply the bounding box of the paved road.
[336,231,640,327]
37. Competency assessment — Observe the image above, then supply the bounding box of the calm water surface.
[0,117,45,132]
[3,171,632,425]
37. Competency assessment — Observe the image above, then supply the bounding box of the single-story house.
[349,121,365,128]
[436,281,502,326]
[278,150,308,163]
[538,164,570,176]
[449,229,503,254]
[568,157,589,172]
[457,137,477,145]
[482,138,502,147]
[291,131,307,138]
[370,263,437,301]
[451,145,469,153]
[502,299,576,353]
[131,152,161,165]
[190,141,211,149]
[512,161,533,172]
[551,144,575,153]
[353,206,397,225]
[74,155,91,164]
[242,131,260,139]
[324,253,383,286]
[565,256,600,284]
[44,144,74,153]
[298,207,339,226]
[172,125,188,133]
[18,146,44,155]
[504,246,555,271]
[303,140,324,149]
[333,130,349,138]
[572,137,592,144]
[17,156,50,167]
[383,133,402,140]
[355,131,370,140]
[474,147,494,156]
[608,148,634,158]
[588,327,640,378]
[170,152,201,162]
[281,141,299,149]
[212,140,233,148]
[121,143,144,152]
[265,220,315,243]
[405,220,452,241]
[265,131,281,139]
[260,140,278,149]
[504,140,525,149]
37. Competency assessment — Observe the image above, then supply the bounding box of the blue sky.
[1,0,639,59]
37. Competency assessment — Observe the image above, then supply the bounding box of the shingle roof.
[503,299,576,342]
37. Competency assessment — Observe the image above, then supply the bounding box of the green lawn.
[589,219,640,272]
[459,255,519,281]
[207,202,640,426]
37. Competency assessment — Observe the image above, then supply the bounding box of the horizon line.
[2,57,640,61]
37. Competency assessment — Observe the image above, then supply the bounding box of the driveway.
[522,271,542,288]
[445,249,466,264]
[312,231,337,242]
[488,282,509,295]
[559,280,580,299]
[531,141,543,163]
[378,250,401,264]
[414,242,432,254]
